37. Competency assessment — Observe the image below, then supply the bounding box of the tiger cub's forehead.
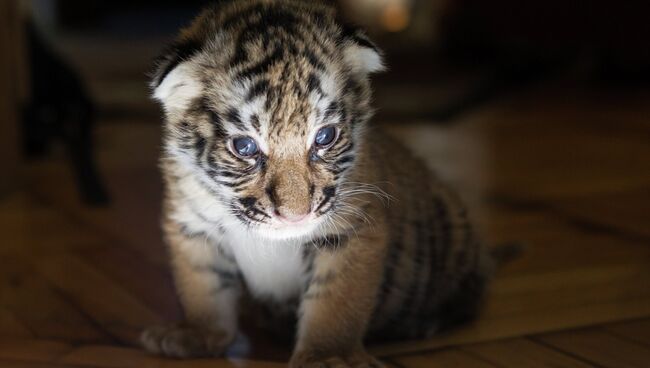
[198,53,343,152]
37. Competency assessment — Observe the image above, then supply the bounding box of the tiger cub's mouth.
[234,203,336,241]
[255,216,326,241]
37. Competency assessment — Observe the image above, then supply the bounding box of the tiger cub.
[141,1,498,367]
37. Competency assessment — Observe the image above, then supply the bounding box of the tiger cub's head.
[152,0,384,240]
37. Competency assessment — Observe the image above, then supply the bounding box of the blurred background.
[4,0,650,202]
[1,1,649,367]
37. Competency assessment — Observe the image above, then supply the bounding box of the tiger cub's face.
[152,2,384,240]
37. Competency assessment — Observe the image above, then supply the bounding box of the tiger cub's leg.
[141,220,241,358]
[290,236,387,368]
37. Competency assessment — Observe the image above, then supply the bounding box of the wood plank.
[0,211,106,258]
[0,362,82,368]
[491,263,650,295]
[392,349,496,368]
[35,254,163,345]
[58,345,287,368]
[553,187,650,239]
[486,263,650,318]
[0,307,32,338]
[462,338,593,368]
[26,162,168,267]
[160,359,287,368]
[57,346,152,368]
[479,97,650,199]
[602,318,650,347]
[0,193,105,258]
[479,208,650,277]
[0,256,110,343]
[537,328,650,368]
[80,246,182,321]
[0,338,72,363]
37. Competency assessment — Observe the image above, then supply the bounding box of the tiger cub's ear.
[150,38,204,114]
[340,25,386,76]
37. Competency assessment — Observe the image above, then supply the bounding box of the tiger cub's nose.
[274,211,310,224]
[267,165,312,223]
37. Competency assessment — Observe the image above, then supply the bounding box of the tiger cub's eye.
[232,136,259,158]
[314,126,337,148]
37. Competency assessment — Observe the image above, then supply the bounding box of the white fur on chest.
[224,235,307,301]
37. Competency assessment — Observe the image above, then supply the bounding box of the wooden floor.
[1,78,650,367]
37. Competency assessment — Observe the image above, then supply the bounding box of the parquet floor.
[1,79,649,367]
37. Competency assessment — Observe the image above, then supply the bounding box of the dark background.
[31,0,650,123]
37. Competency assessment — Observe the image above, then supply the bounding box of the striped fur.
[141,1,494,366]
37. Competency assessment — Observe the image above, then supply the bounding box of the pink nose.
[275,211,309,224]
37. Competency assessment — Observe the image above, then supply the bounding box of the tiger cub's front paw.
[290,350,384,368]
[140,323,232,359]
